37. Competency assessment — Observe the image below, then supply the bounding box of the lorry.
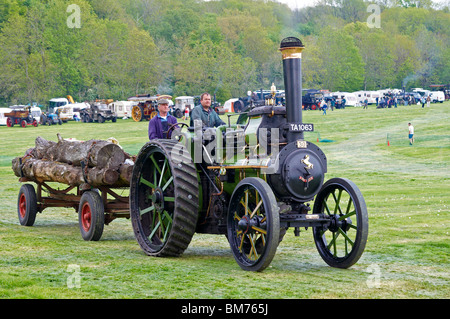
[80,102,117,123]
[174,96,195,118]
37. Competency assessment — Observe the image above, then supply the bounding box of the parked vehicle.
[332,92,359,107]
[353,91,380,104]
[128,94,172,122]
[174,96,195,118]
[80,102,117,123]
[40,112,62,125]
[49,97,69,111]
[55,102,89,122]
[4,105,40,127]
[429,91,445,103]
[0,108,10,125]
[222,98,239,113]
[412,88,431,97]
[108,101,136,118]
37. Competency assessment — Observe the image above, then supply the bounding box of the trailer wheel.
[18,184,38,226]
[130,140,199,257]
[313,178,368,268]
[78,191,105,241]
[227,177,280,271]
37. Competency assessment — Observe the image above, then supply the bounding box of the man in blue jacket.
[148,98,178,140]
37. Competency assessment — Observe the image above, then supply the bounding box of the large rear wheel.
[313,178,368,268]
[130,140,199,257]
[227,177,280,271]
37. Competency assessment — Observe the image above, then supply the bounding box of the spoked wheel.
[78,190,105,241]
[313,178,368,268]
[227,177,280,271]
[18,184,38,226]
[130,140,199,257]
[131,105,143,122]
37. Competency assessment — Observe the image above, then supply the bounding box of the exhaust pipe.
[279,37,305,142]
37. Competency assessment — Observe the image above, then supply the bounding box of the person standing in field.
[408,122,414,145]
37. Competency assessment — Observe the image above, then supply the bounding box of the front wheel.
[313,178,368,268]
[227,177,280,271]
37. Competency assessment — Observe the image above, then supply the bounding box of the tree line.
[0,0,448,106]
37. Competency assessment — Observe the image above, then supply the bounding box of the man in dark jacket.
[148,98,178,140]
[190,92,225,128]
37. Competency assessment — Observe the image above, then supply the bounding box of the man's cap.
[158,99,170,105]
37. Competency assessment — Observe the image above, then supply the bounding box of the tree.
[173,37,257,101]
[315,27,365,91]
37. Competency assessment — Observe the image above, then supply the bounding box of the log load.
[12,135,134,188]
[34,134,125,169]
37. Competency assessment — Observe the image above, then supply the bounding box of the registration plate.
[289,123,314,132]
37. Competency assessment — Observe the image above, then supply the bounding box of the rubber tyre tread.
[78,191,105,241]
[18,184,38,226]
[130,139,199,257]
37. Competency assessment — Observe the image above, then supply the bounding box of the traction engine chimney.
[279,37,305,143]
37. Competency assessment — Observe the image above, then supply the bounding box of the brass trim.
[279,47,305,60]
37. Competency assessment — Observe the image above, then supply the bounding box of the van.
[353,91,380,104]
[109,101,136,118]
[0,108,9,125]
[332,92,359,107]
[55,102,89,122]
[429,91,445,103]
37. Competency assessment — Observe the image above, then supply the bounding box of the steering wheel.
[166,122,189,140]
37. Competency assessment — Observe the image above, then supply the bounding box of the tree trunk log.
[12,157,120,187]
[34,136,125,169]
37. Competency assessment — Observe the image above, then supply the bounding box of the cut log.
[34,135,125,169]
[116,163,133,186]
[12,157,120,187]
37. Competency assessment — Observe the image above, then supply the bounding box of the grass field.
[0,102,448,299]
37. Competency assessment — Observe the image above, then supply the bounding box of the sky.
[275,0,449,10]
[276,0,318,10]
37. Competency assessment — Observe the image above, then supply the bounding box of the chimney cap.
[280,37,304,49]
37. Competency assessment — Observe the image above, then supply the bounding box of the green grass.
[0,102,449,299]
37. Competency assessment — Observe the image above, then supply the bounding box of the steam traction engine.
[129,37,368,271]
